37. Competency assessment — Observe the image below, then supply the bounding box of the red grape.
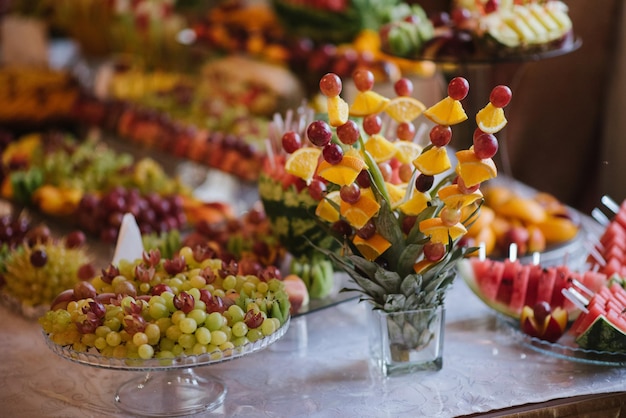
[356,220,376,239]
[30,248,48,267]
[356,170,371,188]
[451,7,471,27]
[308,179,327,200]
[319,73,342,97]
[362,114,382,135]
[489,85,512,108]
[307,120,333,147]
[398,163,414,182]
[332,219,353,237]
[65,230,86,249]
[323,142,344,164]
[473,132,499,159]
[340,183,361,204]
[440,207,461,226]
[457,176,480,193]
[447,77,469,100]
[415,174,434,192]
[429,125,452,147]
[394,78,413,97]
[533,301,552,324]
[352,68,375,91]
[396,122,416,141]
[484,0,499,14]
[336,120,359,145]
[473,127,485,141]
[281,131,302,153]
[424,241,446,261]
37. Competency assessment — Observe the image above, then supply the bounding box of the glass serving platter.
[498,315,626,366]
[43,318,289,416]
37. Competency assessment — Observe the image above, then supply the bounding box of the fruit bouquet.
[275,69,510,316]
[270,70,510,372]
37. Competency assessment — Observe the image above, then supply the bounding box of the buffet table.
[2,271,626,418]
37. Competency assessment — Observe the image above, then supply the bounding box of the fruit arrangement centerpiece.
[266,68,511,373]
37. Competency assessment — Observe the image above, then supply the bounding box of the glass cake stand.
[43,318,289,417]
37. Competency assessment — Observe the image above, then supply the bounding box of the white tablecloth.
[2,276,625,418]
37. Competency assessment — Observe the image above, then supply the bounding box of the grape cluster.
[40,247,290,361]
[75,187,186,243]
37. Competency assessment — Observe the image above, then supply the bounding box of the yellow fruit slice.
[285,147,322,184]
[317,151,366,186]
[394,141,422,164]
[455,150,497,188]
[496,197,547,225]
[315,191,341,223]
[437,184,483,209]
[536,215,579,244]
[483,185,513,209]
[383,96,426,123]
[466,205,495,236]
[340,188,380,229]
[413,146,451,176]
[384,182,407,209]
[476,102,507,134]
[413,258,436,274]
[398,191,431,216]
[353,233,392,261]
[327,95,349,127]
[419,218,467,244]
[349,90,389,117]
[364,134,397,163]
[423,96,468,125]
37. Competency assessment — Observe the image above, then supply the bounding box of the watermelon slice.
[571,283,626,352]
[458,257,609,320]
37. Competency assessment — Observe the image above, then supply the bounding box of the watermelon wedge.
[458,257,610,320]
[571,282,626,352]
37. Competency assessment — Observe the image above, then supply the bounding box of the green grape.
[106,331,122,347]
[222,275,237,291]
[205,312,225,331]
[227,305,245,324]
[171,310,186,325]
[246,328,264,342]
[138,344,155,360]
[132,332,149,347]
[178,334,196,349]
[195,327,212,345]
[159,337,176,352]
[179,317,197,334]
[165,324,183,341]
[156,317,172,333]
[149,302,169,319]
[231,321,248,338]
[95,325,112,338]
[144,324,161,345]
[232,336,249,347]
[210,330,228,346]
[261,318,277,336]
[192,343,208,356]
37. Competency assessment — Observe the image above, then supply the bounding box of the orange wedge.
[285,147,322,184]
[353,233,391,261]
[476,102,507,134]
[349,90,389,117]
[419,217,467,244]
[455,150,497,188]
[315,191,341,223]
[340,188,380,229]
[365,134,397,163]
[383,96,426,123]
[394,141,422,164]
[423,96,468,125]
[466,205,495,236]
[384,182,407,209]
[317,150,366,186]
[398,191,431,215]
[327,95,350,127]
[437,184,483,209]
[413,146,451,176]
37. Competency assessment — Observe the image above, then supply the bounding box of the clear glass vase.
[368,305,445,376]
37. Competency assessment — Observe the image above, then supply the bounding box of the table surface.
[3,268,626,418]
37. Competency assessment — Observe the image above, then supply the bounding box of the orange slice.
[423,96,468,125]
[398,191,431,216]
[437,184,483,209]
[383,96,426,123]
[315,191,341,223]
[317,150,366,186]
[349,90,389,117]
[466,205,495,236]
[364,134,397,163]
[394,141,422,164]
[413,146,451,176]
[285,147,322,184]
[455,150,497,188]
[384,182,407,209]
[340,188,380,229]
[419,217,467,244]
[353,233,391,261]
[476,102,507,134]
[327,95,349,127]
[413,258,435,274]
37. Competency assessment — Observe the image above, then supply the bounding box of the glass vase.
[368,305,445,376]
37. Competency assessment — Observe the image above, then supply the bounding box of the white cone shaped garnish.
[112,213,144,265]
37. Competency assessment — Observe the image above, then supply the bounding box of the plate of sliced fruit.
[459,195,626,365]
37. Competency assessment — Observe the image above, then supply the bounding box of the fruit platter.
[459,195,626,365]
